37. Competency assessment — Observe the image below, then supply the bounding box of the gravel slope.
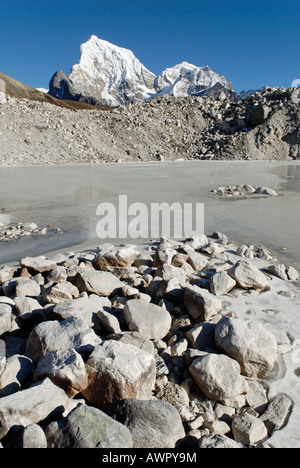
[0,80,299,166]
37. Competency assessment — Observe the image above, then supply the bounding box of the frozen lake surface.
[0,160,299,267]
[0,159,300,448]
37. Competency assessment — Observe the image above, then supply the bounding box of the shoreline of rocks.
[211,185,278,197]
[0,222,63,243]
[0,232,299,448]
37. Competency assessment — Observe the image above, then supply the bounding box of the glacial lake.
[0,160,300,268]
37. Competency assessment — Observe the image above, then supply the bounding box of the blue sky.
[0,0,299,92]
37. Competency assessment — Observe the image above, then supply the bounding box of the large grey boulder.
[232,412,268,446]
[210,271,236,296]
[186,251,209,271]
[14,297,45,321]
[0,378,73,439]
[45,403,133,448]
[286,266,299,281]
[228,260,269,291]
[48,266,68,283]
[20,256,57,274]
[211,231,229,245]
[0,266,15,285]
[74,269,123,296]
[0,354,33,397]
[22,424,47,449]
[157,263,187,283]
[95,245,137,269]
[260,395,293,434]
[25,317,101,365]
[201,242,227,258]
[97,308,121,335]
[245,380,268,414]
[123,299,172,340]
[109,399,185,448]
[153,244,177,267]
[249,105,270,126]
[0,301,13,336]
[54,294,111,330]
[82,340,156,411]
[184,284,222,322]
[44,281,79,304]
[215,316,277,378]
[189,353,248,401]
[267,264,299,281]
[34,348,88,398]
[15,278,41,297]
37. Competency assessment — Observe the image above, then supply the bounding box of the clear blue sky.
[0,0,299,92]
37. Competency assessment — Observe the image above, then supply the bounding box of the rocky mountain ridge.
[0,72,112,111]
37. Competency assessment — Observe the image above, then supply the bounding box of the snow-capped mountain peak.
[49,35,235,106]
[154,61,233,98]
[68,35,156,106]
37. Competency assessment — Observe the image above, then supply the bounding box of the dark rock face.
[108,399,185,448]
[49,70,102,106]
[49,71,74,100]
[248,105,271,126]
[46,403,133,448]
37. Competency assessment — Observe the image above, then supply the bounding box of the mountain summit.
[49,35,234,106]
[154,62,233,98]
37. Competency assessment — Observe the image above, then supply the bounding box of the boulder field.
[0,233,298,449]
